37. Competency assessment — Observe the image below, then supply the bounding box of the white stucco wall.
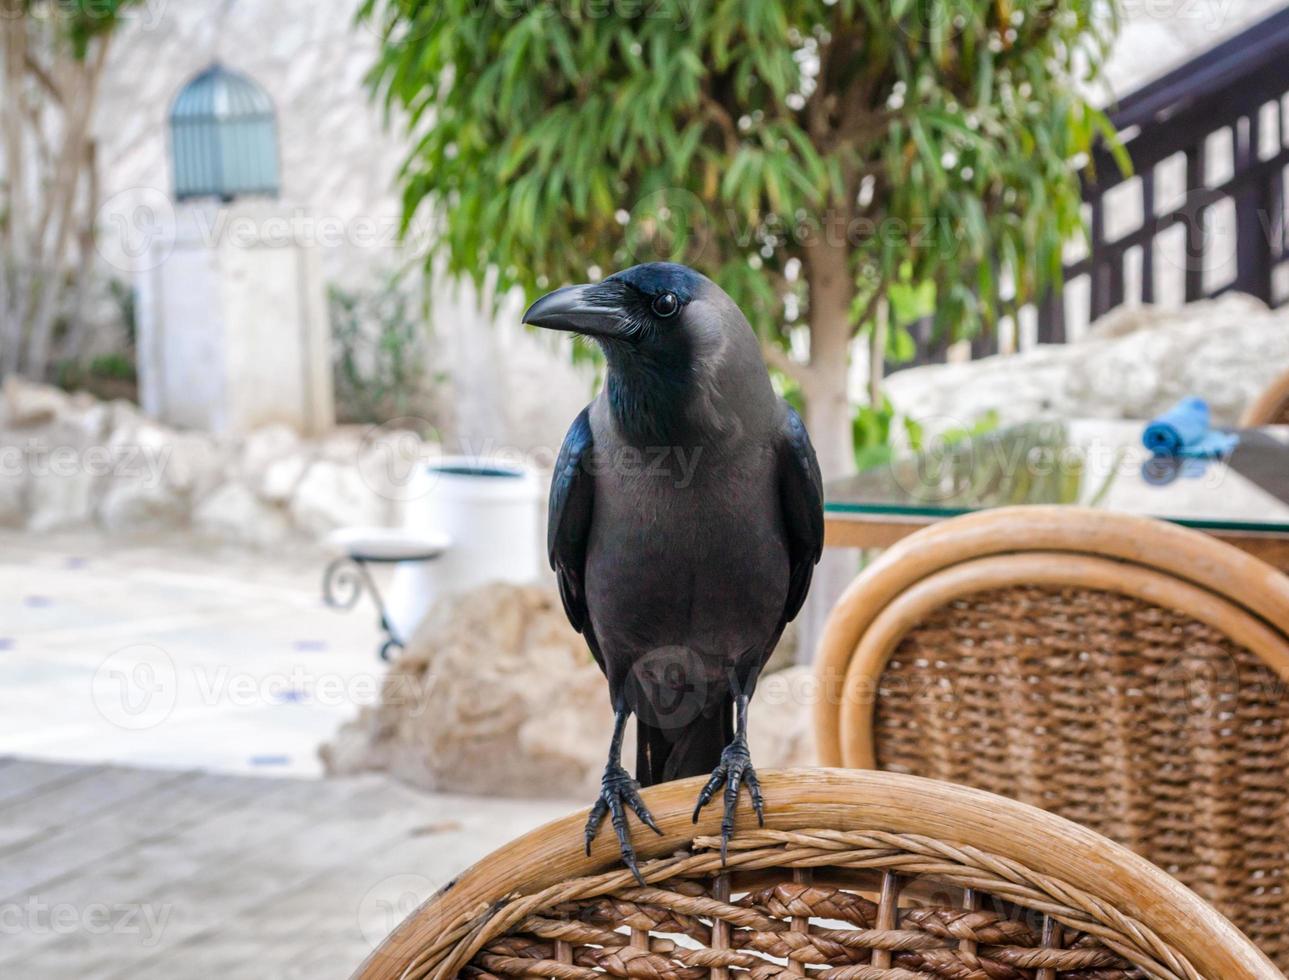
[92,0,593,452]
[94,0,402,287]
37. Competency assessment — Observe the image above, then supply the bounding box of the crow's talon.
[584,764,660,884]
[691,737,761,863]
[746,767,766,826]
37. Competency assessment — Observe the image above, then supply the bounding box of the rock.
[1066,297,1289,423]
[193,482,292,547]
[28,467,97,532]
[321,583,610,797]
[96,426,184,532]
[289,459,388,535]
[317,425,368,464]
[0,466,25,526]
[0,384,113,530]
[1,377,71,428]
[762,620,799,676]
[749,666,816,769]
[0,383,415,541]
[93,419,187,533]
[239,424,301,481]
[884,347,1073,443]
[104,398,144,436]
[1081,303,1187,341]
[163,432,228,499]
[320,584,821,798]
[259,453,310,503]
[98,478,187,533]
[53,396,113,445]
[886,294,1289,438]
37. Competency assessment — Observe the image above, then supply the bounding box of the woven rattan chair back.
[815,507,1289,970]
[355,769,1278,980]
[1241,368,1289,426]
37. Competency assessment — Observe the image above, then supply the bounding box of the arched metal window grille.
[169,64,280,201]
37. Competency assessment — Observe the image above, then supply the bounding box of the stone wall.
[0,378,414,545]
[8,293,1286,539]
[885,295,1289,439]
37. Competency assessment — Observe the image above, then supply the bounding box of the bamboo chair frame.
[1240,368,1289,426]
[354,769,1278,980]
[814,506,1289,970]
[815,507,1289,766]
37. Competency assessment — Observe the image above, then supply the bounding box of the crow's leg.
[584,703,661,883]
[690,693,764,863]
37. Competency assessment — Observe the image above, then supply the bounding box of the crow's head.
[524,263,770,442]
[522,262,723,360]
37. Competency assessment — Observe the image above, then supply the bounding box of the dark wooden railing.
[908,6,1289,364]
[1058,4,1289,337]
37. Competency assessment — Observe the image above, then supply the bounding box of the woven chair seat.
[356,770,1279,980]
[462,832,1169,980]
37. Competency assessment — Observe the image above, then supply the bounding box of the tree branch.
[699,88,739,156]
[848,275,886,339]
[761,342,811,385]
[1,0,30,375]
[24,50,62,105]
[24,32,111,376]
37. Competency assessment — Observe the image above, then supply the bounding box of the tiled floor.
[0,758,573,979]
[0,530,404,777]
[0,531,581,978]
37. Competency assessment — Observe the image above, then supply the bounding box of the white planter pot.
[385,457,543,642]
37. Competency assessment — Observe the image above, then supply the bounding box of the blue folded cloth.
[1140,455,1210,486]
[1142,397,1238,458]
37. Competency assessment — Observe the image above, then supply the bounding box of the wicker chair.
[355,769,1277,980]
[1241,368,1289,426]
[814,506,1289,970]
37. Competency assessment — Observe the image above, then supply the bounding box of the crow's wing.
[548,407,602,666]
[776,402,825,628]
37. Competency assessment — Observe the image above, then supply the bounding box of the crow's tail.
[635,698,732,788]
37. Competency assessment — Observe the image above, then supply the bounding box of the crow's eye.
[652,292,679,318]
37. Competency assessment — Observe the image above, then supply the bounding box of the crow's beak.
[522,283,629,340]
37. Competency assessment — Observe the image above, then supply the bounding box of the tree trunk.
[868,296,887,407]
[25,36,110,380]
[790,239,863,666]
[64,138,100,368]
[0,3,28,376]
[802,241,854,480]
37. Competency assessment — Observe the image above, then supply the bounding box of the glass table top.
[824,419,1289,535]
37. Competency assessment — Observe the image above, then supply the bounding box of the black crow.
[523,262,823,877]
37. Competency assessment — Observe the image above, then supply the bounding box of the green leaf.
[886,325,917,364]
